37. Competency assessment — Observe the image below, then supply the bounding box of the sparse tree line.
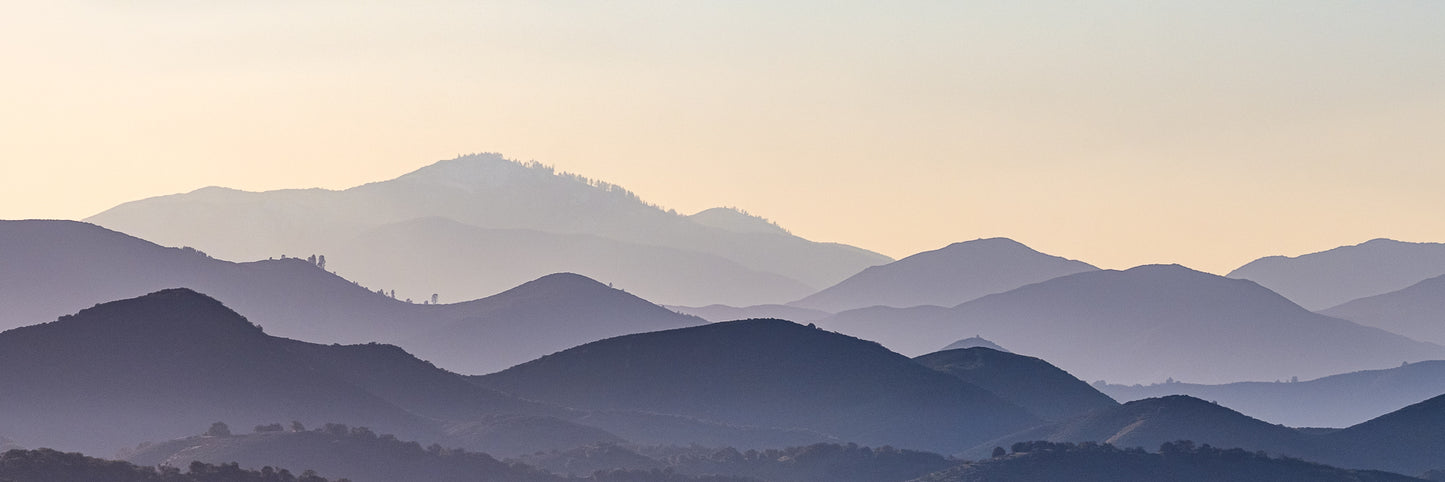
[0,448,345,482]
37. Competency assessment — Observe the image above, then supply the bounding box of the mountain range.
[0,219,703,374]
[1228,238,1445,311]
[1100,360,1445,428]
[84,153,891,306]
[818,264,1445,384]
[787,238,1097,313]
[1321,273,1445,346]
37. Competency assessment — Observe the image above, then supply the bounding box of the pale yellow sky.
[2,1,1442,273]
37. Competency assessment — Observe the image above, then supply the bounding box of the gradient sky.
[3,1,1443,273]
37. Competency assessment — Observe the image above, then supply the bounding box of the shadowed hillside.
[790,238,1096,312]
[914,348,1118,422]
[1228,238,1445,311]
[84,153,890,306]
[475,319,1040,454]
[820,265,1445,384]
[1320,394,1445,475]
[0,289,623,457]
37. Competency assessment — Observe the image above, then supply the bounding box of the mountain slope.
[1228,238,1445,310]
[85,153,891,305]
[1320,393,1445,475]
[1099,360,1445,428]
[819,265,1445,384]
[0,289,621,457]
[789,238,1096,312]
[408,272,706,372]
[920,441,1422,482]
[914,348,1118,422]
[1321,274,1445,345]
[0,220,703,374]
[475,319,1041,454]
[969,396,1313,461]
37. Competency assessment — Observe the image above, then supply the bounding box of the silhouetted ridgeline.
[84,153,891,306]
[916,441,1423,482]
[789,238,1097,313]
[820,264,1445,384]
[1322,273,1445,345]
[0,288,618,456]
[0,220,704,374]
[1099,360,1445,428]
[914,347,1118,422]
[1228,238,1445,311]
[475,319,1040,454]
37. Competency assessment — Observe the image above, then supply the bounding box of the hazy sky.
[3,1,1442,273]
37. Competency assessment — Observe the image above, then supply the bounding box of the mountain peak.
[43,288,266,340]
[940,336,1009,353]
[790,238,1097,311]
[688,207,790,235]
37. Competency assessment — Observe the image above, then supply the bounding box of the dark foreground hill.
[914,348,1117,422]
[1228,238,1445,311]
[1099,360,1445,428]
[1322,274,1445,346]
[125,424,562,482]
[0,289,624,456]
[1319,394,1445,476]
[971,396,1312,461]
[0,220,703,374]
[789,238,1096,313]
[84,153,891,306]
[972,393,1445,476]
[475,319,1040,454]
[523,443,958,482]
[916,441,1423,482]
[1,448,347,482]
[820,264,1445,384]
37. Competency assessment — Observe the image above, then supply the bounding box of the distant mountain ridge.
[1321,273,1445,345]
[84,153,891,306]
[1100,360,1445,428]
[789,238,1097,312]
[818,264,1445,384]
[0,219,703,374]
[1228,238,1445,310]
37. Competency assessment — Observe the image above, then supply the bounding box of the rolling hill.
[1321,274,1445,345]
[1228,238,1445,311]
[818,264,1445,384]
[789,238,1097,312]
[914,347,1118,422]
[84,153,891,306]
[0,289,625,457]
[0,219,704,374]
[474,319,1041,454]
